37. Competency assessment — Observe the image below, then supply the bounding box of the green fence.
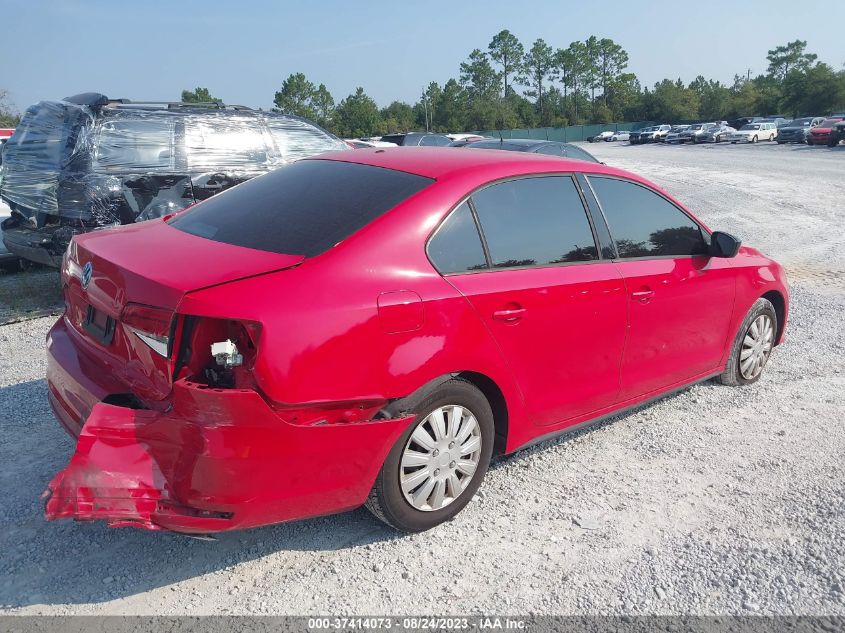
[472,121,657,142]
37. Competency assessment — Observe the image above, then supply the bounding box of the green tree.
[488,29,524,97]
[460,49,501,130]
[273,72,318,119]
[605,73,642,121]
[781,63,845,117]
[583,36,601,113]
[596,38,629,107]
[0,89,20,127]
[523,38,555,122]
[311,84,336,128]
[333,87,382,138]
[380,101,416,133]
[434,79,468,131]
[766,40,818,81]
[563,41,589,121]
[181,87,220,104]
[645,79,699,121]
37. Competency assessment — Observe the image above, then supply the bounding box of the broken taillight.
[122,303,174,358]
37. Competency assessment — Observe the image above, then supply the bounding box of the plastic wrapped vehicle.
[0,93,347,266]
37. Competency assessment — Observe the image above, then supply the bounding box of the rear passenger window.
[588,176,708,258]
[471,176,597,268]
[428,202,488,274]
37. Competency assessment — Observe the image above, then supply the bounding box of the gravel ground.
[0,142,843,616]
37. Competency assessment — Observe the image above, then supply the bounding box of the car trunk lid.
[63,219,304,400]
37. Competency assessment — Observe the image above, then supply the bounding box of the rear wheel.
[769,134,775,141]
[365,379,494,532]
[719,298,777,386]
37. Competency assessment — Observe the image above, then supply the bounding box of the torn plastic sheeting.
[43,403,169,529]
[0,99,347,226]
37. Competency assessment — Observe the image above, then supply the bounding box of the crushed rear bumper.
[44,318,414,534]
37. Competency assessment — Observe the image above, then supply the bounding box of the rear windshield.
[169,159,433,257]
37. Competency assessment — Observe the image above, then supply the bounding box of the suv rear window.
[169,159,433,257]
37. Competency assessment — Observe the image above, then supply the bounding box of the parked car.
[609,131,630,141]
[628,127,654,145]
[807,118,844,145]
[446,133,486,142]
[0,128,13,144]
[463,138,599,163]
[679,123,717,144]
[587,131,614,142]
[379,132,452,146]
[776,117,825,144]
[346,139,397,149]
[663,125,692,144]
[729,116,769,130]
[828,120,845,147]
[699,125,736,144]
[43,147,788,534]
[448,137,493,148]
[638,124,672,143]
[730,122,778,144]
[0,93,347,267]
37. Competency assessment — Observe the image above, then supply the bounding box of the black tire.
[777,141,785,145]
[751,135,758,144]
[365,378,494,532]
[718,298,778,387]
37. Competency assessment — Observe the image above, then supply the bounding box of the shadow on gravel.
[0,268,63,325]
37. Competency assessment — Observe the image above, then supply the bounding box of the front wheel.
[365,379,494,532]
[719,298,777,386]
[751,135,758,143]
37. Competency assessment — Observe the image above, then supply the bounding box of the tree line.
[242,35,845,136]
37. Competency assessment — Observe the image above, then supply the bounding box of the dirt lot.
[0,142,843,616]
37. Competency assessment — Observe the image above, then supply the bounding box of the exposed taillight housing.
[122,303,174,358]
[173,316,262,388]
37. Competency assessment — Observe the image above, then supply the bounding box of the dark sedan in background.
[463,138,599,163]
[777,117,825,144]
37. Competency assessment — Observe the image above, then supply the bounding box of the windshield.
[740,125,761,130]
[789,118,812,126]
[169,159,433,257]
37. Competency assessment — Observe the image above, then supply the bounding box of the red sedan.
[807,118,843,145]
[44,148,788,534]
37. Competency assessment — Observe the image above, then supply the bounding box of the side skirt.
[511,370,722,453]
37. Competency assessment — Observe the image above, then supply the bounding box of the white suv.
[730,122,778,144]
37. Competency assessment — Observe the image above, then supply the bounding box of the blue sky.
[3,0,842,113]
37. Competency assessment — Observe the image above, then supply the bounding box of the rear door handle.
[492,307,527,322]
[631,289,655,302]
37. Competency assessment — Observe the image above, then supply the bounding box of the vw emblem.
[81,262,93,289]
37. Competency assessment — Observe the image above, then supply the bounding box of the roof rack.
[107,100,254,111]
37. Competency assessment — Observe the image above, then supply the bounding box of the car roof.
[311,146,626,181]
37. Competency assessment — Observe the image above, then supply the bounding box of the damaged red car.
[44,147,789,534]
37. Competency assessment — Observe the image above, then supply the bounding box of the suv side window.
[95,118,174,171]
[471,176,598,268]
[419,135,439,146]
[427,201,488,274]
[588,176,709,258]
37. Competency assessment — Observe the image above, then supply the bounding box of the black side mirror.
[710,231,741,258]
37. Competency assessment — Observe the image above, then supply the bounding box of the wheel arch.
[761,289,786,345]
[379,370,511,456]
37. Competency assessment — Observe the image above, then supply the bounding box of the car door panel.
[587,175,737,400]
[613,257,735,398]
[447,264,627,425]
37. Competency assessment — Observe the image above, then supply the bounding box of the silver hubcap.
[399,405,482,512]
[740,314,774,379]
